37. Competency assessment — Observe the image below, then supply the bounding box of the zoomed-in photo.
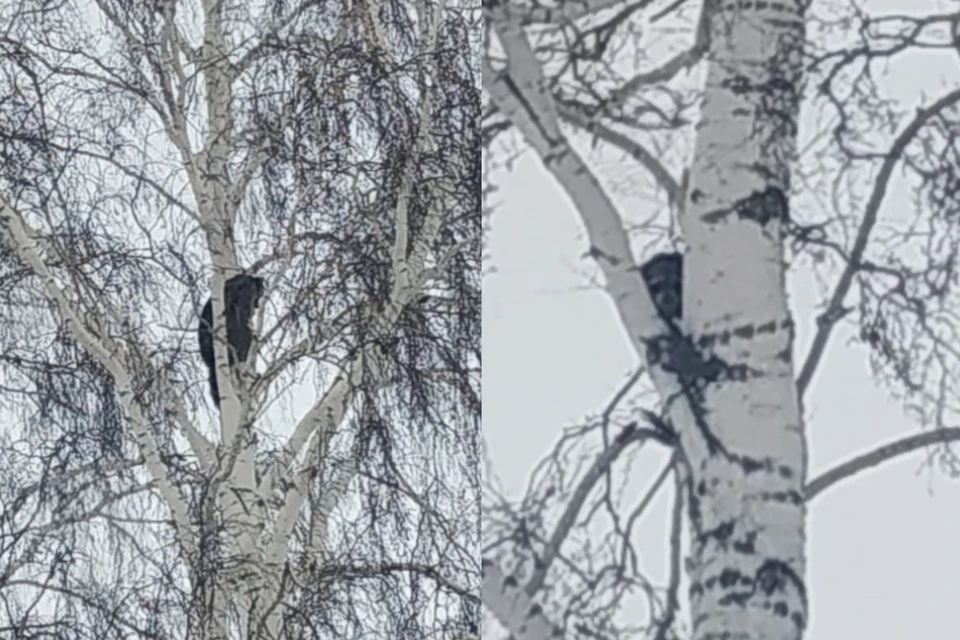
[0,1,480,638]
[483,1,960,639]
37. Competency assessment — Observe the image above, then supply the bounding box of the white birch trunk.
[674,3,808,638]
[485,2,809,638]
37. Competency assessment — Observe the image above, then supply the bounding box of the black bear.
[198,274,265,408]
[639,252,683,323]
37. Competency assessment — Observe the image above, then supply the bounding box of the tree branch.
[522,423,670,598]
[0,195,199,561]
[557,104,681,205]
[654,457,684,640]
[608,0,709,112]
[797,87,960,397]
[805,427,960,501]
[485,0,657,26]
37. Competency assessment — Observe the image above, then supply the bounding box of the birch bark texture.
[0,0,479,636]
[673,2,808,639]
[483,1,809,638]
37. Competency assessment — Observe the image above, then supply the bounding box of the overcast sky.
[482,7,960,633]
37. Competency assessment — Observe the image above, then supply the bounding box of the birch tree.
[484,0,960,638]
[0,0,480,638]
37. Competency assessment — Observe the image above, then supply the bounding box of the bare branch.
[0,195,199,561]
[654,457,684,640]
[797,87,960,396]
[522,422,670,598]
[805,427,960,501]
[557,104,681,204]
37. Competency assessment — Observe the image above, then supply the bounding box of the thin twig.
[557,105,681,205]
[797,88,960,396]
[522,422,669,598]
[654,454,684,640]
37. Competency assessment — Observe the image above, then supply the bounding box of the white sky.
[482,4,960,636]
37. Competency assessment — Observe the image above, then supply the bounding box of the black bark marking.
[733,531,758,554]
[719,568,744,588]
[701,186,789,226]
[714,558,807,631]
[699,519,736,546]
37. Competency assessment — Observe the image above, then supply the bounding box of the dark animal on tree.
[639,251,683,323]
[198,274,265,408]
[638,250,734,456]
